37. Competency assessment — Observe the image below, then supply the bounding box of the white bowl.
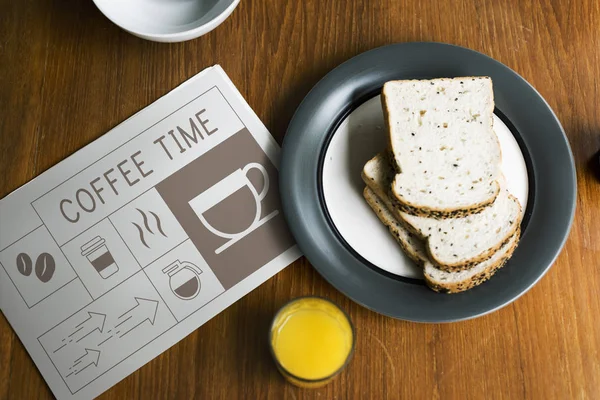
[93,0,240,43]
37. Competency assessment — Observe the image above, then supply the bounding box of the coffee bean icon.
[15,252,55,283]
[16,253,33,276]
[35,253,55,283]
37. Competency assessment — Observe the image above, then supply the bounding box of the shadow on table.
[46,0,111,28]
[39,0,137,45]
[268,51,374,145]
[216,301,283,389]
[589,150,600,183]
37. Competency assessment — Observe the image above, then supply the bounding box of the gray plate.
[280,42,576,322]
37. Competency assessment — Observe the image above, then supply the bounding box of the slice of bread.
[401,188,521,270]
[363,186,520,293]
[382,77,502,217]
[362,152,522,271]
[362,186,428,266]
[423,231,518,293]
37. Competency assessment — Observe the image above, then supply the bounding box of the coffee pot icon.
[189,162,279,254]
[162,260,203,300]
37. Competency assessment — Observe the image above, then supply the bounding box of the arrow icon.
[65,348,100,378]
[53,312,106,353]
[115,297,159,338]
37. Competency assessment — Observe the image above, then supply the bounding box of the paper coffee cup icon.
[189,162,278,254]
[162,260,203,300]
[81,236,119,279]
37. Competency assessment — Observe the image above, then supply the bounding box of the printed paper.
[0,66,301,399]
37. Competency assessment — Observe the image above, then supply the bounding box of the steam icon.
[131,208,167,249]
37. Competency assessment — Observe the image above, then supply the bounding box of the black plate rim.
[279,42,576,323]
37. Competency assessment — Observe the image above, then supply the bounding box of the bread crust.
[389,180,499,219]
[425,229,520,293]
[363,186,521,294]
[362,187,427,266]
[403,193,521,271]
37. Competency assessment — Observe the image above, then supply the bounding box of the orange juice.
[270,297,354,388]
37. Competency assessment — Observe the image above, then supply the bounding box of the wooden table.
[1,0,599,399]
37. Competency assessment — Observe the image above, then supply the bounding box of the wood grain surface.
[1,0,599,399]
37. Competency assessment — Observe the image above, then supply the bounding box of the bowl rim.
[92,0,240,41]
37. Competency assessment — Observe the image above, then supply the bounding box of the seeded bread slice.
[362,186,428,266]
[362,152,522,271]
[423,231,518,293]
[383,77,502,217]
[363,187,520,293]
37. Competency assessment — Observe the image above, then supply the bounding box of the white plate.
[322,95,529,279]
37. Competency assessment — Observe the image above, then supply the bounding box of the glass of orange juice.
[269,297,355,388]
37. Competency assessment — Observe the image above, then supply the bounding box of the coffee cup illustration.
[81,236,119,279]
[189,162,278,254]
[162,260,203,300]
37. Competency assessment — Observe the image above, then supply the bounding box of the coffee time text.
[153,108,219,161]
[58,107,220,224]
